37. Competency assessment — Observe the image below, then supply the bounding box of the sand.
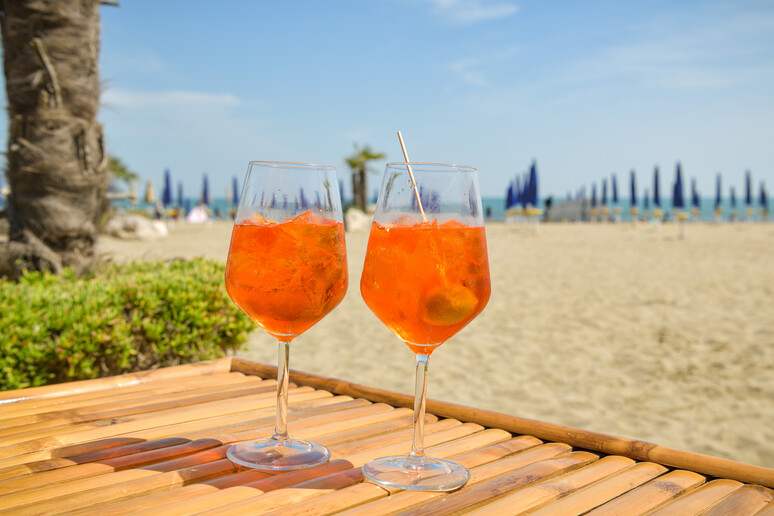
[97,219,774,468]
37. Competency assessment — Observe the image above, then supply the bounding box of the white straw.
[397,131,427,221]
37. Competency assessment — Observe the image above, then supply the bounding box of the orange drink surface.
[225,211,348,340]
[360,220,491,355]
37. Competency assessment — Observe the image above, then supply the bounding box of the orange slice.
[422,285,478,325]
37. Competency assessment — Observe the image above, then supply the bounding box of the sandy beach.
[97,219,774,468]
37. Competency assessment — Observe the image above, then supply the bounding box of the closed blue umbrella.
[514,176,522,208]
[505,181,514,209]
[612,174,619,205]
[162,168,172,207]
[629,170,638,220]
[520,172,529,209]
[653,166,661,208]
[201,174,210,206]
[715,174,722,210]
[528,161,538,207]
[673,164,687,236]
[591,183,597,208]
[232,176,240,206]
[601,178,608,206]
[673,163,685,209]
[760,182,768,213]
[745,170,753,206]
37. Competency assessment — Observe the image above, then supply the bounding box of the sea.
[112,196,762,223]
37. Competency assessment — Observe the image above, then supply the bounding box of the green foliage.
[0,259,254,391]
[108,155,139,189]
[345,144,386,175]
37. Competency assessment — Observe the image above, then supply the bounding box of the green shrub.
[0,259,254,391]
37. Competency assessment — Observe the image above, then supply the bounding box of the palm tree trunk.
[357,168,367,212]
[0,0,109,278]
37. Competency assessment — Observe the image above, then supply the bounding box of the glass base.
[226,438,330,471]
[362,455,470,492]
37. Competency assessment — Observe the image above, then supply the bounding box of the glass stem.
[409,353,430,464]
[272,340,291,442]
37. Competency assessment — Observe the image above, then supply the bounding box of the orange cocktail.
[225,211,348,340]
[361,219,490,355]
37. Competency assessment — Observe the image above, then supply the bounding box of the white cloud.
[450,58,488,86]
[553,6,774,93]
[423,0,518,24]
[102,89,241,109]
[449,46,519,87]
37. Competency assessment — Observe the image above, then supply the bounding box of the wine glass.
[360,162,491,491]
[225,161,348,470]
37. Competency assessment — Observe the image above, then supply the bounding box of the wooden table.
[1,358,772,515]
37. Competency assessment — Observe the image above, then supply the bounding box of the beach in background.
[97,219,774,468]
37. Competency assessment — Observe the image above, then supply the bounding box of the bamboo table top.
[0,358,772,515]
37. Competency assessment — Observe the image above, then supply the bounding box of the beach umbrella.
[144,179,156,204]
[201,174,210,206]
[630,170,637,206]
[672,163,685,209]
[504,183,512,209]
[601,178,607,206]
[520,172,529,209]
[514,176,522,208]
[760,182,768,213]
[745,170,753,207]
[162,169,172,207]
[730,187,737,209]
[715,174,722,209]
[232,176,240,206]
[643,189,650,210]
[653,166,661,207]
[591,183,597,208]
[611,174,619,205]
[528,161,538,207]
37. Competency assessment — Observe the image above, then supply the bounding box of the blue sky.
[4,0,774,201]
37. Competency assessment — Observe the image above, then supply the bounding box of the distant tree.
[345,144,385,212]
[108,156,139,191]
[0,0,112,278]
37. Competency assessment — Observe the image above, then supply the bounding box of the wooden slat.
[700,485,774,515]
[1,458,235,516]
[397,452,599,516]
[233,358,774,488]
[0,377,271,437]
[467,455,636,516]
[0,387,325,467]
[0,358,232,405]
[0,436,190,481]
[647,479,743,515]
[0,438,221,494]
[754,499,774,515]
[338,442,574,516]
[0,381,279,447]
[274,436,543,516]
[585,469,707,515]
[524,462,669,515]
